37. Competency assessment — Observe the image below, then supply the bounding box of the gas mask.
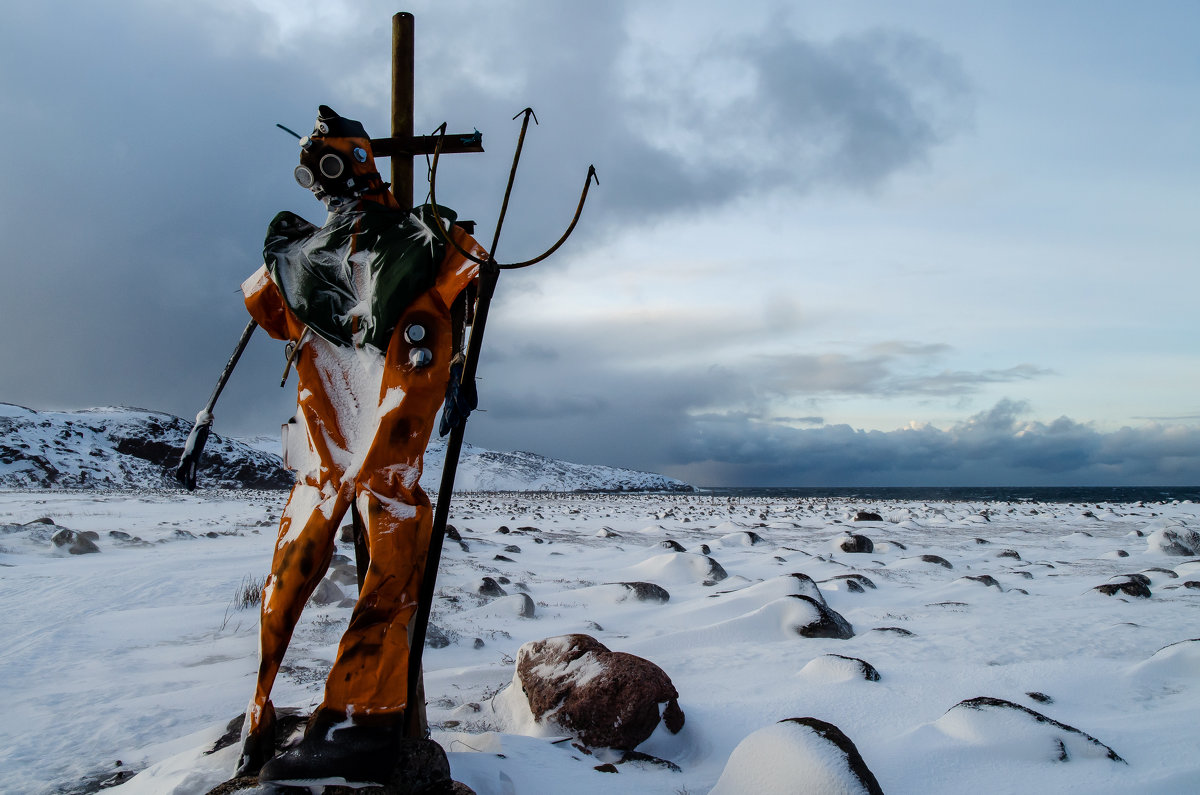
[292,106,381,202]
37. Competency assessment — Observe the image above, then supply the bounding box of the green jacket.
[262,202,456,351]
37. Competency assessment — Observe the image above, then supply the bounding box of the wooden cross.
[369,12,484,210]
[355,12,483,740]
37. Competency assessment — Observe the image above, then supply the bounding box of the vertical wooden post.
[394,11,428,739]
[392,12,415,209]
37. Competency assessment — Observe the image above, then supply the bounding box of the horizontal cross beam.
[370,133,484,159]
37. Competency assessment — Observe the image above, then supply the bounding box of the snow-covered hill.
[422,438,693,493]
[0,405,692,493]
[0,404,292,490]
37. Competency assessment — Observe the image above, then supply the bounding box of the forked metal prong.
[426,112,595,271]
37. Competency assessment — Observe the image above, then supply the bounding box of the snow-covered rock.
[710,718,884,795]
[509,633,685,750]
[1146,524,1200,556]
[924,697,1125,764]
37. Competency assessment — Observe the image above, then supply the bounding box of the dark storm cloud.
[673,24,971,190]
[419,2,972,244]
[3,1,974,480]
[465,316,1058,478]
[667,400,1200,487]
[464,305,1195,487]
[0,0,339,434]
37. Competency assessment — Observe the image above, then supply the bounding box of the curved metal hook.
[426,111,596,271]
[498,165,598,270]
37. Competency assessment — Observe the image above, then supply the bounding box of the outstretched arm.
[174,319,258,490]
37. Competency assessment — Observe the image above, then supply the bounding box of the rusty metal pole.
[392,11,415,209]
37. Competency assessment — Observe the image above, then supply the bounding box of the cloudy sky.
[2,0,1197,486]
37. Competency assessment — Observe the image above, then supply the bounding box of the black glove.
[439,360,478,437]
[175,415,213,490]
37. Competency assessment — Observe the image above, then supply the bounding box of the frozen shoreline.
[1,490,1197,794]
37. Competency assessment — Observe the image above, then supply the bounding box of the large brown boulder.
[515,634,685,749]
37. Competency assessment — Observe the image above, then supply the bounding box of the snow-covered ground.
[1,490,1198,794]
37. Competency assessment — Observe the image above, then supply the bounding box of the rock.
[612,582,671,603]
[50,528,100,555]
[1184,580,1200,590]
[823,573,876,592]
[616,750,682,772]
[1141,567,1177,579]
[478,577,507,598]
[913,554,953,569]
[493,554,515,562]
[309,578,343,606]
[782,573,827,603]
[445,525,461,542]
[787,595,854,639]
[974,537,991,545]
[659,539,686,552]
[704,556,729,583]
[853,511,884,523]
[1026,691,1054,704]
[514,593,537,618]
[503,544,521,554]
[515,634,684,749]
[935,697,1124,763]
[426,624,453,649]
[328,561,358,586]
[838,533,874,554]
[873,626,915,636]
[1093,579,1152,598]
[997,549,1021,559]
[1147,526,1200,556]
[960,575,1001,589]
[709,717,884,795]
[800,654,881,682]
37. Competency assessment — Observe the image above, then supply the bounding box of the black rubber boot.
[258,708,401,787]
[234,701,276,778]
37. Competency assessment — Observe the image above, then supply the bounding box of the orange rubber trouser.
[246,287,453,736]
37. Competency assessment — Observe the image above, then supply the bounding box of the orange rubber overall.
[240,208,481,741]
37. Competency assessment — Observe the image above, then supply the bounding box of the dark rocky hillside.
[0,404,292,490]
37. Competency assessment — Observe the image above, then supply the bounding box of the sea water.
[694,485,1200,503]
